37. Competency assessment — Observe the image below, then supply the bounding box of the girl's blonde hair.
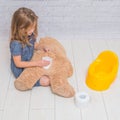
[10,7,38,46]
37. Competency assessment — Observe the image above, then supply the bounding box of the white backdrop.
[0,0,120,39]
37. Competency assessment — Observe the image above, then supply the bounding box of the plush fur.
[14,37,75,98]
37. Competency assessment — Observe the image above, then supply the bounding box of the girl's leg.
[12,67,24,78]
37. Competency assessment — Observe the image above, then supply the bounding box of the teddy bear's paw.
[14,81,31,91]
[52,84,75,98]
[64,86,75,98]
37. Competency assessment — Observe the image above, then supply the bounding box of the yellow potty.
[86,50,119,91]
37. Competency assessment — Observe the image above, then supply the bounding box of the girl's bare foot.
[39,75,50,86]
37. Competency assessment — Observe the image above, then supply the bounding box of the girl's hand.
[36,60,50,67]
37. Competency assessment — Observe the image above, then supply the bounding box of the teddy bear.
[14,37,75,98]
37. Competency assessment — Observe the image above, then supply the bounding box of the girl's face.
[26,23,36,36]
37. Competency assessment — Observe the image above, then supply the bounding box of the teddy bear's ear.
[39,38,45,45]
[39,37,50,44]
[39,37,49,43]
[39,37,44,42]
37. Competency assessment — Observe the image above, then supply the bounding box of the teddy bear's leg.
[14,50,45,91]
[50,74,75,98]
[14,67,44,91]
[65,59,73,77]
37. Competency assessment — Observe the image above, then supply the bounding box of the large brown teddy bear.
[14,37,75,98]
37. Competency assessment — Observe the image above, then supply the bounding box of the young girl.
[10,7,50,87]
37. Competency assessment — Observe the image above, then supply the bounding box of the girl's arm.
[13,55,49,68]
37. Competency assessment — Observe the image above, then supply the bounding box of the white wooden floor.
[0,38,120,120]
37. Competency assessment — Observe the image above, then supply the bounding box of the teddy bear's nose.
[43,47,50,52]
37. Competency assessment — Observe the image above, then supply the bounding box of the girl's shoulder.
[10,40,22,48]
[10,40,23,55]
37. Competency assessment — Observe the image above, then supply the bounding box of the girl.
[10,7,50,87]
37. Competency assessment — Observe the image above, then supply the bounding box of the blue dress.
[10,34,40,86]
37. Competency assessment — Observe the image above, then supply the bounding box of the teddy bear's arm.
[54,57,73,77]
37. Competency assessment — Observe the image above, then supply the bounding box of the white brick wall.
[0,0,120,39]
